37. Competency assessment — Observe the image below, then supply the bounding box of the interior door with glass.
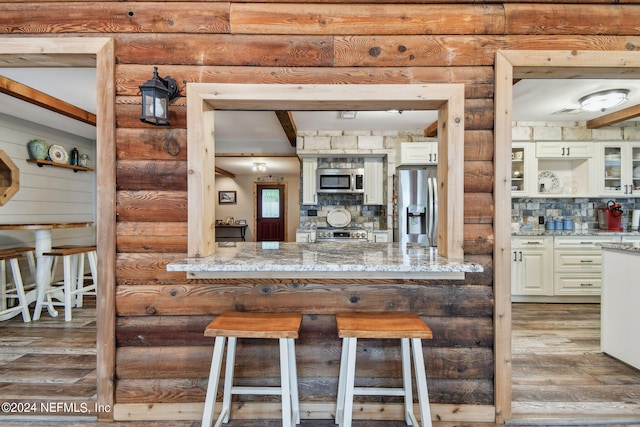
[256,184,285,241]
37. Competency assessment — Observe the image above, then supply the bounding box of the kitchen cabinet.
[536,141,594,159]
[511,236,553,296]
[363,157,384,205]
[369,230,390,242]
[511,143,532,196]
[396,141,437,166]
[301,157,317,205]
[598,142,640,197]
[553,235,618,296]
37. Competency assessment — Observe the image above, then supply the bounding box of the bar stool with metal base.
[202,311,302,427]
[335,312,433,427]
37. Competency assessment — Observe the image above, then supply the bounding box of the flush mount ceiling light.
[252,162,267,172]
[579,89,630,112]
[339,111,357,119]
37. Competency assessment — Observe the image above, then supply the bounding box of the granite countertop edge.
[601,242,640,254]
[167,242,483,274]
[513,230,640,237]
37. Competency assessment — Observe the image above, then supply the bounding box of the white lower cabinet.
[511,236,553,296]
[369,230,389,242]
[512,234,623,298]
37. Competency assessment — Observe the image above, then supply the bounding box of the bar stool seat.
[335,312,433,427]
[202,311,302,427]
[0,252,31,322]
[43,245,97,321]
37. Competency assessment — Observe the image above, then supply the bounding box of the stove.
[315,227,368,242]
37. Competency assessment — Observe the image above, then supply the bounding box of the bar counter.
[167,241,483,279]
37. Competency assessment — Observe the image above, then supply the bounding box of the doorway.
[495,49,640,423]
[255,183,286,241]
[0,37,116,420]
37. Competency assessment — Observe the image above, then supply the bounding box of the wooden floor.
[1,301,639,426]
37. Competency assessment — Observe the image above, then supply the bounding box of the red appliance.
[598,200,624,231]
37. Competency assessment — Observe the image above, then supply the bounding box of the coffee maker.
[598,200,624,231]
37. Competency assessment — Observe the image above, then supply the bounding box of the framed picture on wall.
[218,190,237,204]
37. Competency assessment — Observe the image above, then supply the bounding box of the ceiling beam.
[214,166,235,178]
[423,120,438,137]
[0,75,96,126]
[275,111,298,147]
[586,103,640,129]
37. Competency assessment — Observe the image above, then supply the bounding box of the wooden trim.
[187,83,464,259]
[113,402,495,423]
[0,36,117,423]
[494,49,640,424]
[0,75,96,126]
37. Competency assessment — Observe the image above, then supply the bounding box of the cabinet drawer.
[554,273,601,295]
[536,142,594,158]
[512,236,549,248]
[554,250,602,271]
[554,236,618,249]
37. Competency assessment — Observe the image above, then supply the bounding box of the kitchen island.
[601,243,640,370]
[152,242,494,423]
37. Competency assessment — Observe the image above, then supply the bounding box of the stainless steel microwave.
[317,168,364,193]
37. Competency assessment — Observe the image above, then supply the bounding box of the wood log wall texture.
[3,0,639,415]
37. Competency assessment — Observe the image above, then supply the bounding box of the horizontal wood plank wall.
[3,0,640,422]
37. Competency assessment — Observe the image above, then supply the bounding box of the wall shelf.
[27,158,93,173]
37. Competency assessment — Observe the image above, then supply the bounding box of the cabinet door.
[301,158,317,205]
[397,142,437,165]
[536,142,594,158]
[512,249,553,295]
[364,157,384,205]
[599,143,627,196]
[371,231,389,242]
[511,143,531,195]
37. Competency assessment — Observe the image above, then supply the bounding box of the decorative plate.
[538,170,561,193]
[326,207,351,228]
[48,144,69,164]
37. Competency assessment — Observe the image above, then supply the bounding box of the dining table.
[0,222,94,320]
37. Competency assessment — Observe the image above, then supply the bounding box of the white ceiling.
[1,67,639,175]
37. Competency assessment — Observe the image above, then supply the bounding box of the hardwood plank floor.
[511,303,640,425]
[1,301,639,426]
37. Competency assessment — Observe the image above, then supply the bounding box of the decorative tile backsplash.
[512,197,638,230]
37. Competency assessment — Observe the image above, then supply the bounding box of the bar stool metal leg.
[288,338,301,425]
[340,337,358,427]
[202,336,226,427]
[411,338,432,427]
[279,338,293,427]
[401,338,414,425]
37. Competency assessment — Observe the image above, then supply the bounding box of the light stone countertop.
[601,242,640,254]
[513,230,640,237]
[167,242,484,280]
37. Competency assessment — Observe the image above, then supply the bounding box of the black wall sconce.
[139,66,178,126]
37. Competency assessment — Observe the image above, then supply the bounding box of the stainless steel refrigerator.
[394,167,438,246]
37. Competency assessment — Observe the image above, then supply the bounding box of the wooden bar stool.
[202,311,302,427]
[43,245,97,321]
[0,252,32,322]
[335,312,433,427]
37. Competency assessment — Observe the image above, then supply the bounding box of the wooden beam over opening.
[275,111,297,147]
[586,103,640,129]
[0,75,96,126]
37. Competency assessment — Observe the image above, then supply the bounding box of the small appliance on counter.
[598,200,624,231]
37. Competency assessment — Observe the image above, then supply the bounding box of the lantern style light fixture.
[579,89,630,112]
[139,66,178,126]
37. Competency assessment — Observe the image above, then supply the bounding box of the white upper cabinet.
[511,143,533,196]
[397,141,437,166]
[301,157,317,205]
[598,142,640,197]
[363,157,384,205]
[536,141,594,158]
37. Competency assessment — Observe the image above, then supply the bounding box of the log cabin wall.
[3,0,640,422]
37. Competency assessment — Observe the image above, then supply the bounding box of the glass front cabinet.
[511,143,531,196]
[599,142,640,197]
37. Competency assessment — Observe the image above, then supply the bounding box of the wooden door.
[256,184,285,241]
